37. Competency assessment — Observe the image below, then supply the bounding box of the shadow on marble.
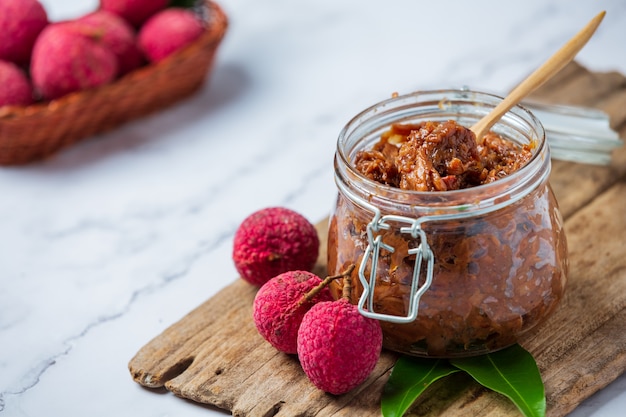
[7,62,251,173]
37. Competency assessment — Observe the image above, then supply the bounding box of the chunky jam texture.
[328,121,567,357]
[354,120,532,191]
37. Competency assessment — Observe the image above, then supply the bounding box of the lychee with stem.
[253,265,355,354]
[138,8,205,63]
[0,60,33,107]
[297,274,383,395]
[0,0,48,66]
[233,207,320,286]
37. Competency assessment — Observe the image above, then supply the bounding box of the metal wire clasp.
[357,211,435,323]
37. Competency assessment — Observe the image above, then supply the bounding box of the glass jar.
[327,89,568,358]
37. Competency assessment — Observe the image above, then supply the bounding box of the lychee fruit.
[137,8,205,63]
[0,0,48,66]
[100,0,169,28]
[253,266,355,354]
[233,207,320,286]
[30,22,118,100]
[297,275,383,395]
[0,60,33,107]
[78,10,144,76]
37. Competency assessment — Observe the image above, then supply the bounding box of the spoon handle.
[471,10,606,142]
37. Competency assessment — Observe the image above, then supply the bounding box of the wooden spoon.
[471,11,606,143]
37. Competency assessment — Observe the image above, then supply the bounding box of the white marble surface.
[1,0,625,416]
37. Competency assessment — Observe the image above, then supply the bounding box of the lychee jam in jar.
[327,90,568,358]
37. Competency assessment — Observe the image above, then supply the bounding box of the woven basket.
[0,1,228,166]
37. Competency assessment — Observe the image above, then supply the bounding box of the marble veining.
[1,0,625,416]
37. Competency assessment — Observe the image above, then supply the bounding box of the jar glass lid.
[521,100,621,165]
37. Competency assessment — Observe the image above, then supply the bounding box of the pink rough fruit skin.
[78,10,144,76]
[233,207,320,286]
[138,8,205,63]
[100,0,169,28]
[0,60,33,107]
[0,0,48,66]
[297,298,383,395]
[253,271,334,354]
[30,22,118,100]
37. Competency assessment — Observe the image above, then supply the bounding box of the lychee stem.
[298,264,355,306]
[342,273,353,301]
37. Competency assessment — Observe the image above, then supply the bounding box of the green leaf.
[450,344,546,417]
[169,0,200,8]
[382,356,460,417]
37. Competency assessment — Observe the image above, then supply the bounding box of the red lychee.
[137,8,205,63]
[0,0,48,66]
[233,207,320,286]
[253,266,355,354]
[297,276,383,395]
[78,10,144,76]
[0,60,33,107]
[253,271,331,354]
[30,22,118,100]
[100,0,169,28]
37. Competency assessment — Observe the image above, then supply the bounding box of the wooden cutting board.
[128,62,626,417]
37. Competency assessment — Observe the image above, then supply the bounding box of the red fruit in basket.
[78,11,144,76]
[0,0,48,66]
[31,22,118,100]
[0,60,33,107]
[297,276,383,395]
[100,0,169,28]
[253,271,334,354]
[138,8,205,63]
[233,207,320,286]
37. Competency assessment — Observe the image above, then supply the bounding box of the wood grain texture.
[128,62,626,417]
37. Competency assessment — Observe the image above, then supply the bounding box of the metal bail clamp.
[357,211,435,324]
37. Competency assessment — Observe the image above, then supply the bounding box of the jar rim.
[335,89,550,213]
